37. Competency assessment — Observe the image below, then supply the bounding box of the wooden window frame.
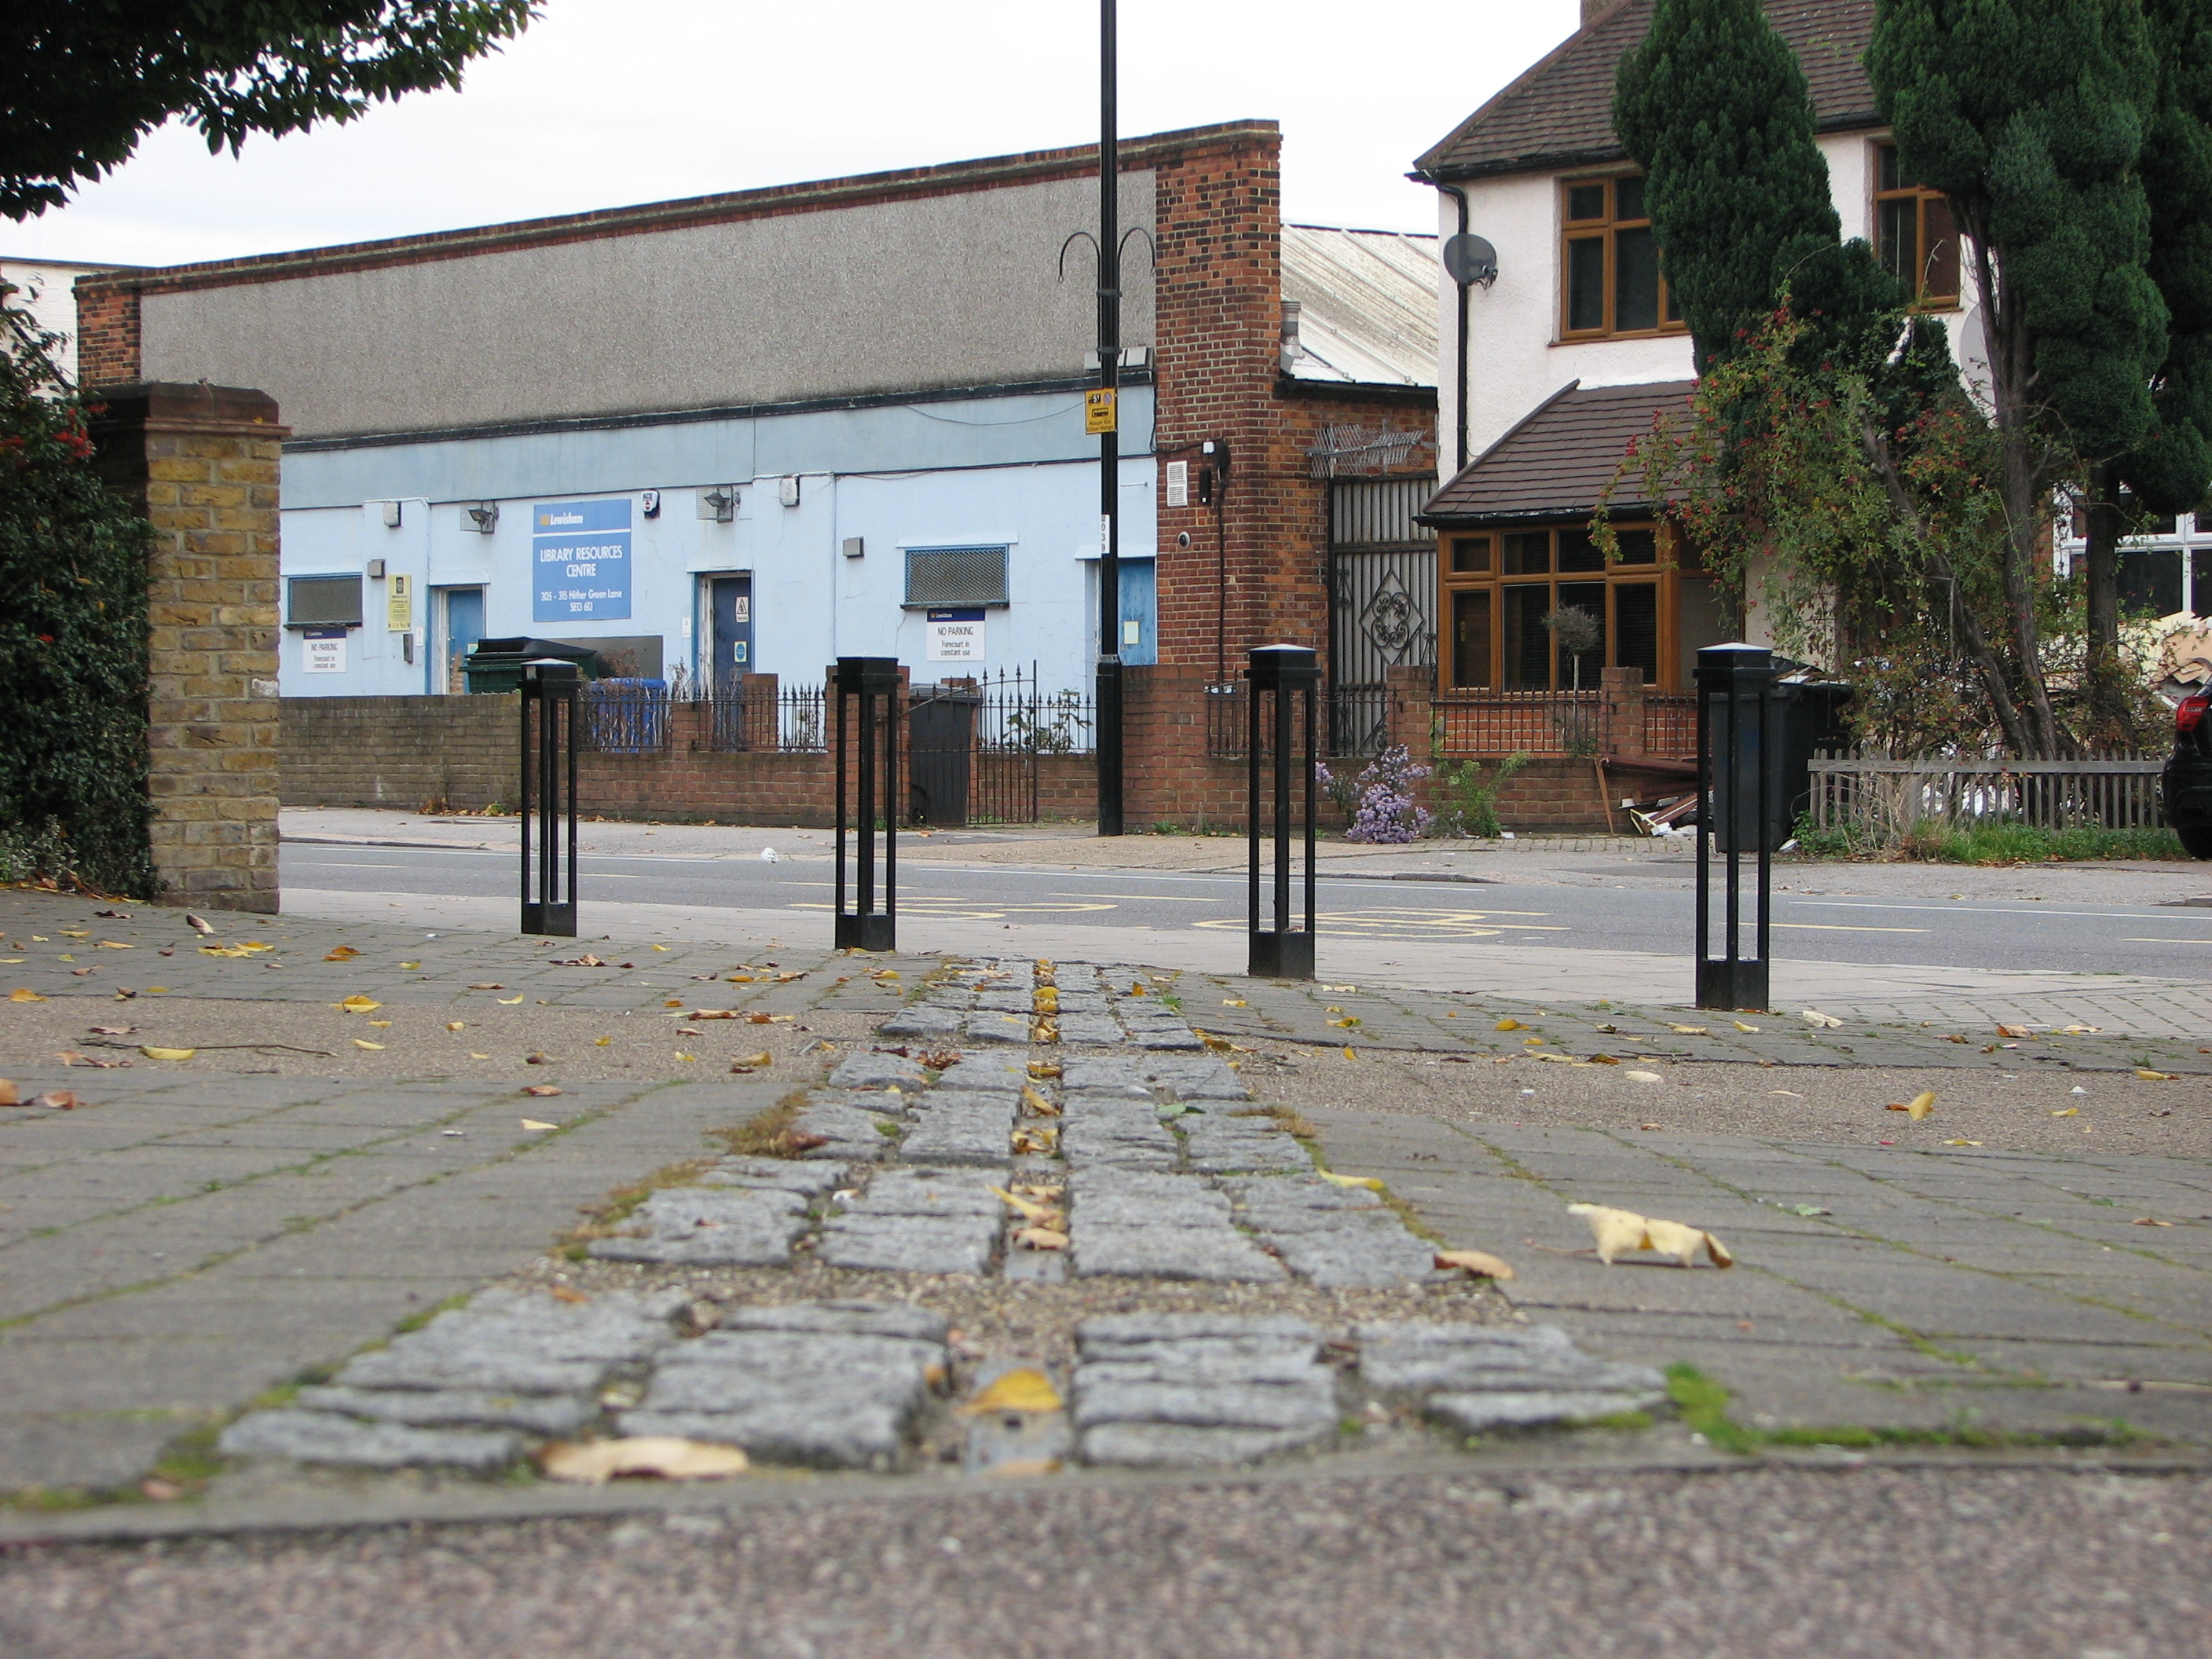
[1558,174,1686,343]
[1873,141,1962,311]
[1437,521,1708,692]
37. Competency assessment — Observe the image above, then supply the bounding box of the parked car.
[2163,689,2212,857]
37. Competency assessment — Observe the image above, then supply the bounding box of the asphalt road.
[280,843,2212,979]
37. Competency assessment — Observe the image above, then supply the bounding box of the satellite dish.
[1442,233,1499,289]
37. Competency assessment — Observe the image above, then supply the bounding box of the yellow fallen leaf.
[1733,1020,1759,1033]
[353,1039,384,1050]
[9,988,46,1002]
[1318,1170,1385,1192]
[97,941,131,950]
[540,1437,750,1484]
[2052,1107,2078,1117]
[731,1052,772,1069]
[2136,1069,2176,1081]
[1903,1090,1936,1120]
[595,1035,612,1046]
[1021,1084,1060,1118]
[1434,1249,1516,1280]
[1942,1138,1983,1147]
[140,1046,195,1060]
[1495,1018,1523,1031]
[2132,1216,2174,1227]
[399,961,419,970]
[1026,1061,1061,1079]
[1013,1225,1069,1251]
[1567,1202,1732,1268]
[961,1367,1063,1415]
[1995,1023,2032,1039]
[1010,1125,1058,1154]
[59,930,89,939]
[653,944,669,951]
[1328,1017,1360,1029]
[471,1052,491,1059]
[1800,1009,1844,1028]
[1624,1069,1665,1082]
[989,1185,1053,1222]
[324,947,361,961]
[519,1118,558,1131]
[498,996,524,1005]
[1342,1047,1357,1062]
[1221,999,1247,1007]
[368,1020,391,1029]
[523,1083,563,1096]
[337,995,381,1013]
[1669,1024,1709,1036]
[674,1052,698,1062]
[447,1021,466,1031]
[1194,1029,1254,1053]
[1588,1053,1620,1065]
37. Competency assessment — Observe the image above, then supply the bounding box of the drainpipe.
[1437,181,1472,475]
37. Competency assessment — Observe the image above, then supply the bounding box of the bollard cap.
[520,658,582,686]
[1244,643,1320,689]
[1693,643,1775,690]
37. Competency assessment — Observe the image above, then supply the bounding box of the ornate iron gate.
[1327,478,1436,755]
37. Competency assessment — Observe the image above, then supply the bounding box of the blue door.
[1118,558,1157,665]
[441,586,485,693]
[709,575,753,690]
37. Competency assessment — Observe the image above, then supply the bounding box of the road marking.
[2122,937,2212,944]
[1788,900,2195,923]
[1769,922,1929,933]
[1049,892,1222,902]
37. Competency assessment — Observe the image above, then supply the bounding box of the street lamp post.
[1093,0,1125,837]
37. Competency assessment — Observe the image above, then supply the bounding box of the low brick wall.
[281,694,516,811]
[280,677,1672,833]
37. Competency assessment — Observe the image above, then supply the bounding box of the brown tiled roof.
[1415,0,1877,181]
[1419,379,1696,524]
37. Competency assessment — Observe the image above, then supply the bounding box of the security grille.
[903,546,1009,608]
[1328,478,1437,755]
[287,573,364,626]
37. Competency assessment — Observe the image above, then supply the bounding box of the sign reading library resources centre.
[533,499,632,621]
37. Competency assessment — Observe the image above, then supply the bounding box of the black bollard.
[1246,644,1320,979]
[1694,643,1778,1010]
[518,658,580,937]
[833,656,900,951]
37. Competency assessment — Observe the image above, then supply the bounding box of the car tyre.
[2177,823,2212,859]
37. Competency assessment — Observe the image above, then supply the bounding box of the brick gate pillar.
[90,384,288,914]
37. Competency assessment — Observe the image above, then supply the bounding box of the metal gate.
[1328,477,1437,755]
[906,670,1096,826]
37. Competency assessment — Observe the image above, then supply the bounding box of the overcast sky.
[12,0,1581,269]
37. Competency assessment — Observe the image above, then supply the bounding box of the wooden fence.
[1807,752,2164,837]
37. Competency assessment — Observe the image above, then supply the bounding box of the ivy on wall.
[0,295,153,895]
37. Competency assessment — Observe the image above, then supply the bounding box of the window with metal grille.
[903,546,1009,608]
[287,573,364,627]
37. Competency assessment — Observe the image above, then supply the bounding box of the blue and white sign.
[533,498,632,621]
[925,607,985,661]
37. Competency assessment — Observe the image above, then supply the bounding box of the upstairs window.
[1561,174,1683,341]
[1875,143,1961,308]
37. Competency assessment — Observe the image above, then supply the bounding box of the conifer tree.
[1614,0,1878,374]
[1870,0,2167,753]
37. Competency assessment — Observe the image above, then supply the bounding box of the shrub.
[1341,745,1432,843]
[1431,751,1532,839]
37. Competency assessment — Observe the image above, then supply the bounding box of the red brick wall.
[1144,129,1437,679]
[74,282,141,388]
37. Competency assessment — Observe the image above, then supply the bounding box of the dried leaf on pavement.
[1884,1091,1937,1120]
[1013,1225,1069,1251]
[1995,1024,2031,1039]
[519,1118,558,1131]
[522,1084,563,1097]
[0,1081,15,1105]
[9,989,46,1002]
[185,914,216,936]
[731,1052,772,1071]
[336,995,381,1013]
[324,947,361,961]
[1434,1249,1515,1280]
[1317,1170,1385,1192]
[1624,1070,1665,1082]
[30,1090,82,1111]
[140,1046,196,1060]
[2132,1216,2174,1227]
[1020,1084,1060,1117]
[961,1367,1063,1414]
[1567,1202,1732,1268]
[540,1437,750,1484]
[353,1039,384,1050]
[1800,1009,1844,1028]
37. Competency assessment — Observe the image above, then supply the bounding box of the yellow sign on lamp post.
[1084,388,1117,434]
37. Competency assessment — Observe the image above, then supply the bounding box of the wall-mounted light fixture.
[641,489,662,518]
[465,503,499,534]
[698,486,737,523]
[364,558,386,579]
[379,500,403,529]
[778,476,802,509]
[842,537,866,559]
